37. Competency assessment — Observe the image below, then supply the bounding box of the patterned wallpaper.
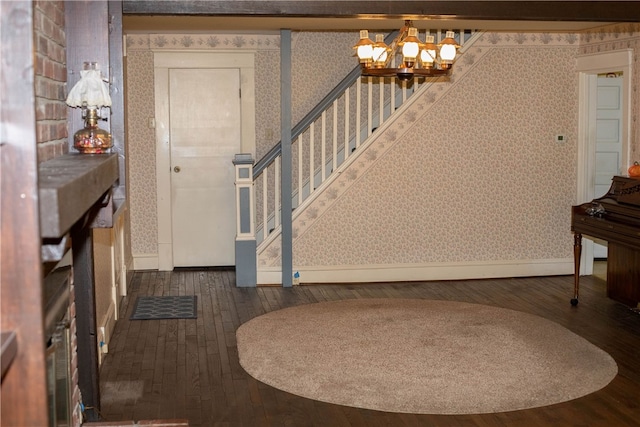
[252,31,362,159]
[125,25,640,270]
[126,31,362,256]
[261,33,582,268]
[125,51,158,255]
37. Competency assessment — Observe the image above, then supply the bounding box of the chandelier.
[353,20,460,81]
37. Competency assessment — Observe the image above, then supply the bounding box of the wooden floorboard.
[98,269,640,426]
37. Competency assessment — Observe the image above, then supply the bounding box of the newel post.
[233,154,257,287]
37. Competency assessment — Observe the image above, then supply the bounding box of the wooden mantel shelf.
[39,153,119,239]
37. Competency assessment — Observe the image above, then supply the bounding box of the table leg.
[571,232,582,306]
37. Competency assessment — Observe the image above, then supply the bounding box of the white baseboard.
[133,253,159,270]
[257,268,284,285]
[257,259,573,285]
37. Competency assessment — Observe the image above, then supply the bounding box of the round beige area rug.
[236,298,617,414]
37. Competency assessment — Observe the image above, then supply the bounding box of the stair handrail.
[253,30,398,179]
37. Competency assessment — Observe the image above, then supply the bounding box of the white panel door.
[169,68,241,267]
[593,75,623,258]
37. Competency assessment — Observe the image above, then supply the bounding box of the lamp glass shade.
[355,30,374,61]
[401,27,420,60]
[359,44,375,60]
[402,42,419,60]
[66,69,111,108]
[357,45,373,61]
[421,49,436,65]
[440,43,457,62]
[372,34,388,66]
[373,47,387,65]
[439,31,459,62]
[421,35,436,65]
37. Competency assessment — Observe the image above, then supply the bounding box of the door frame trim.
[576,49,632,274]
[153,51,256,270]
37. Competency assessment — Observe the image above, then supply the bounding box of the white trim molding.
[257,259,573,285]
[576,49,633,203]
[575,49,633,275]
[133,253,159,271]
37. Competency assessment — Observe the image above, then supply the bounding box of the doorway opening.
[576,50,632,276]
[154,51,256,270]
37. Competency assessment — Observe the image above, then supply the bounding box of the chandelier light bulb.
[439,31,459,63]
[358,44,374,62]
[420,34,437,66]
[372,34,389,67]
[355,30,374,63]
[401,27,420,61]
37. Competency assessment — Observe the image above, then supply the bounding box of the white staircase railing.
[235,29,479,285]
[255,76,422,243]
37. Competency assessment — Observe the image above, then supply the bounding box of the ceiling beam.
[122,1,640,22]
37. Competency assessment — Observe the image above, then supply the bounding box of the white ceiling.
[123,16,615,34]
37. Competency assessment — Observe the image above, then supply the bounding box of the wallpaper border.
[126,33,280,51]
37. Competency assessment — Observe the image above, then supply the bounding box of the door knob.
[173,166,181,173]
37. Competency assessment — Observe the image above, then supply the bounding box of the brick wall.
[34,0,68,163]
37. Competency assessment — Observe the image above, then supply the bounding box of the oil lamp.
[65,62,112,153]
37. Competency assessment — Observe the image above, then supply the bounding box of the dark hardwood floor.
[98,268,640,426]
